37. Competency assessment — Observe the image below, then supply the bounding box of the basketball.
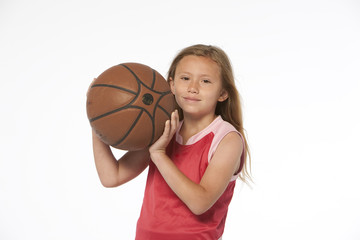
[86,63,175,151]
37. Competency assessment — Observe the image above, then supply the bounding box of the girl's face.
[170,55,228,119]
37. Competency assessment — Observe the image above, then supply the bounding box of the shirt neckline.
[175,116,222,145]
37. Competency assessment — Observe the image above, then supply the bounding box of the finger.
[170,111,178,134]
[163,120,171,137]
[174,109,179,127]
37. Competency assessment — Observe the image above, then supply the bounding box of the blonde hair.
[167,44,252,184]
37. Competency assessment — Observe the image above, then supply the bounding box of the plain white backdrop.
[1,0,359,239]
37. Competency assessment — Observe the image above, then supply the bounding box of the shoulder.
[212,116,238,134]
[214,118,243,152]
[217,131,243,153]
[211,116,242,146]
[207,116,243,162]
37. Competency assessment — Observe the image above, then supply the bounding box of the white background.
[1,0,359,239]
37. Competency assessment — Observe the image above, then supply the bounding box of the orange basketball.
[86,63,175,151]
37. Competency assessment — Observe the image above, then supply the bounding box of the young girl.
[92,44,251,240]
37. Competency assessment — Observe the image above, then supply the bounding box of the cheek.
[171,81,185,95]
[170,81,175,95]
[173,95,185,109]
[170,84,180,101]
[171,85,180,97]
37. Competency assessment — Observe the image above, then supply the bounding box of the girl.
[92,44,251,240]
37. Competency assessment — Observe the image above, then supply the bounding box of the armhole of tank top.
[208,130,244,182]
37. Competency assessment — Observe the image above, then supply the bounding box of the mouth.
[183,96,201,102]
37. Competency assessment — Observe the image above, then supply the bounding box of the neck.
[179,113,217,144]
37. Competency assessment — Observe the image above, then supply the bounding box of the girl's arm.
[149,111,242,215]
[92,130,150,188]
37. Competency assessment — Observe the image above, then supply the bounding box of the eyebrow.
[177,71,214,78]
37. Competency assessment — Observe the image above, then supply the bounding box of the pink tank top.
[136,116,244,240]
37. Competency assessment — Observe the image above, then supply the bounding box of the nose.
[187,80,199,94]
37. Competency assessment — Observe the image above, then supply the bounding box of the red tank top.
[136,116,243,240]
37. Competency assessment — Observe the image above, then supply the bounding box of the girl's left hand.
[149,110,179,156]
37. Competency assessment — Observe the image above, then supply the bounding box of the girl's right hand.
[149,110,179,157]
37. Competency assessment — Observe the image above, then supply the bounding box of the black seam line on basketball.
[90,73,143,122]
[148,92,173,145]
[157,105,171,119]
[89,108,122,122]
[151,69,156,89]
[89,104,154,123]
[118,64,142,105]
[152,90,173,115]
[120,63,169,94]
[91,84,137,95]
[89,89,173,123]
[113,109,144,147]
[103,104,155,147]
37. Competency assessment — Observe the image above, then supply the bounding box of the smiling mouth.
[183,97,200,102]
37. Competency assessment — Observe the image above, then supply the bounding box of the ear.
[169,77,175,95]
[218,89,228,102]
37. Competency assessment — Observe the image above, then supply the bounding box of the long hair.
[167,44,252,184]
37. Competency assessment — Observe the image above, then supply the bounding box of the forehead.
[176,55,220,77]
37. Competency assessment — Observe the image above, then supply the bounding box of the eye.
[181,76,190,81]
[202,79,211,84]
